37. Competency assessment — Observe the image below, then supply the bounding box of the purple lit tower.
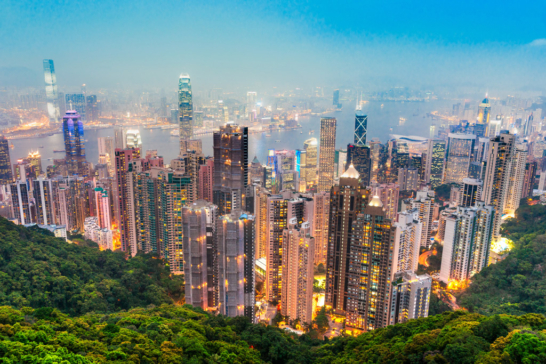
[63,110,87,175]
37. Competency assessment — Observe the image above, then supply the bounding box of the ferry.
[53,150,65,153]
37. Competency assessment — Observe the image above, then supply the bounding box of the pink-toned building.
[372,183,400,221]
[94,186,111,230]
[199,158,214,203]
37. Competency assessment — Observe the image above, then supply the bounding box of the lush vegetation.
[2,305,546,363]
[0,218,184,316]
[458,201,546,316]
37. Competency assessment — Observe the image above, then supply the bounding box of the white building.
[389,271,431,325]
[392,208,423,277]
[83,217,113,250]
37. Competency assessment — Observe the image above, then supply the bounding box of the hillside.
[1,305,545,363]
[0,218,184,315]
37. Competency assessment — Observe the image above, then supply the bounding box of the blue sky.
[1,0,546,92]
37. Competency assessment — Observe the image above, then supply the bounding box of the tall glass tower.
[354,96,367,145]
[63,110,87,175]
[178,74,193,152]
[43,60,60,123]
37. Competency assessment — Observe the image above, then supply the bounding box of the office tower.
[372,183,400,221]
[125,129,142,150]
[318,117,336,193]
[346,195,395,331]
[62,110,87,175]
[459,178,483,207]
[94,186,111,229]
[84,217,113,251]
[246,92,257,117]
[254,186,270,260]
[522,160,537,198]
[86,95,99,121]
[10,181,33,225]
[411,188,435,248]
[505,146,527,215]
[33,177,55,225]
[477,97,491,128]
[468,162,483,179]
[397,167,418,191]
[440,203,495,284]
[183,200,218,310]
[27,151,42,177]
[265,195,288,302]
[483,131,516,242]
[333,89,340,107]
[425,139,446,188]
[198,158,214,202]
[194,111,203,127]
[347,144,372,186]
[389,271,431,325]
[43,59,60,123]
[444,133,476,184]
[354,110,368,145]
[65,94,87,120]
[217,211,256,321]
[334,149,347,179]
[178,73,193,148]
[51,177,87,232]
[302,138,318,188]
[0,136,12,184]
[13,159,35,182]
[98,137,115,176]
[278,170,299,191]
[393,208,422,274]
[313,191,330,265]
[325,166,371,315]
[213,123,249,215]
[429,125,436,139]
[171,152,198,205]
[249,156,264,186]
[449,185,461,208]
[114,148,141,253]
[281,220,315,325]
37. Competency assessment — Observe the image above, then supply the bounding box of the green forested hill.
[0,218,183,315]
[1,305,546,363]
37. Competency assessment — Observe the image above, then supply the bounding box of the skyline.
[1,1,546,93]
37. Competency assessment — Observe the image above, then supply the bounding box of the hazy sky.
[2,0,546,93]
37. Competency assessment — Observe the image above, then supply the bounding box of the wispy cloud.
[529,38,546,46]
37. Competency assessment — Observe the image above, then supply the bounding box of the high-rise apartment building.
[425,139,446,188]
[482,131,516,242]
[265,195,288,303]
[440,203,495,284]
[392,208,422,274]
[302,138,318,188]
[10,181,33,225]
[372,183,400,221]
[522,160,537,198]
[183,200,218,310]
[459,178,482,207]
[347,144,372,186]
[98,137,115,177]
[33,177,55,226]
[27,151,42,177]
[318,117,336,193]
[312,191,330,265]
[217,211,256,321]
[178,74,193,148]
[505,146,527,215]
[0,136,12,184]
[325,165,371,316]
[198,158,214,203]
[281,220,315,325]
[253,186,270,260]
[345,195,395,331]
[213,123,249,215]
[397,167,419,191]
[410,188,435,248]
[389,271,431,325]
[444,133,476,184]
[43,59,60,123]
[246,91,257,118]
[126,129,142,150]
[86,95,99,121]
[62,110,87,175]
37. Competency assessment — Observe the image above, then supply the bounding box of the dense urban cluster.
[0,59,543,340]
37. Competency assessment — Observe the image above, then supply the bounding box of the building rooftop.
[340,164,359,179]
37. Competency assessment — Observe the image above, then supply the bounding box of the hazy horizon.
[2,0,546,96]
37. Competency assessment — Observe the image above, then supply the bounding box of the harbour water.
[11,100,453,170]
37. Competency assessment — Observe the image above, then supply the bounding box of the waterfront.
[11,100,453,170]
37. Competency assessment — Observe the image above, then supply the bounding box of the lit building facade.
[347,144,372,187]
[393,208,422,274]
[318,117,337,193]
[389,271,431,325]
[63,110,87,175]
[425,139,446,188]
[444,134,476,184]
[179,74,193,148]
[43,59,60,123]
[0,136,12,184]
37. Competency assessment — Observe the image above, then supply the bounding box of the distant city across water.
[12,100,453,171]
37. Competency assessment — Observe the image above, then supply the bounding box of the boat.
[53,150,65,153]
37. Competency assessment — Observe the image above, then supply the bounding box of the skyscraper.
[372,183,400,221]
[115,148,141,253]
[425,139,446,188]
[333,89,340,107]
[459,178,482,207]
[281,220,315,325]
[198,158,214,203]
[178,74,193,149]
[10,180,33,225]
[62,110,87,175]
[354,108,367,145]
[483,131,516,242]
[43,59,60,124]
[27,151,42,177]
[302,138,318,188]
[312,191,330,265]
[318,117,336,193]
[217,211,256,321]
[65,94,87,121]
[444,133,476,184]
[440,203,495,284]
[246,91,257,118]
[0,136,12,184]
[347,144,372,186]
[325,165,371,316]
[393,208,422,274]
[126,129,142,150]
[86,95,99,121]
[389,271,431,325]
[505,146,527,216]
[477,97,491,129]
[98,137,115,177]
[213,123,249,215]
[410,188,435,248]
